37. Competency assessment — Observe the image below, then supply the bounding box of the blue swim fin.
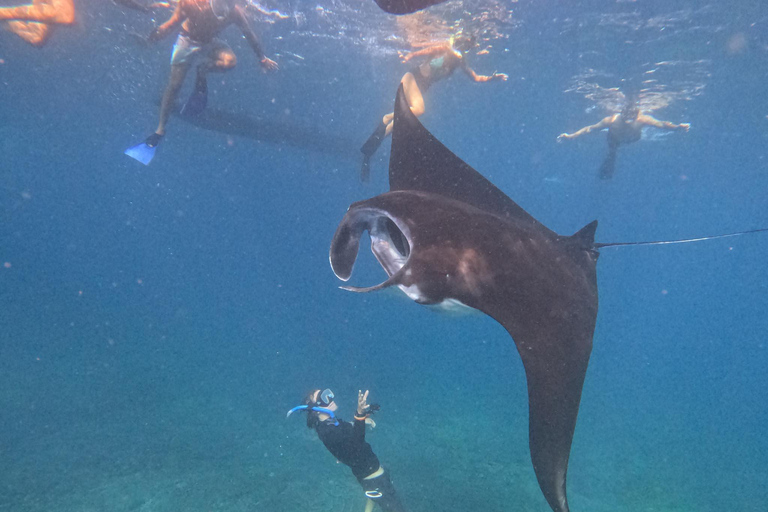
[180,73,208,116]
[125,133,163,165]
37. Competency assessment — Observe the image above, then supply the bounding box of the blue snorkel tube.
[286,405,339,426]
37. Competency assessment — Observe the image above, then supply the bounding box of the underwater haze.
[1,0,767,511]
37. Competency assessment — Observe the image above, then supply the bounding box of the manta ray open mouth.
[329,207,412,292]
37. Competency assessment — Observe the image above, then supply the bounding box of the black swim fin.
[360,122,387,182]
[599,143,618,180]
[361,122,387,157]
[181,71,208,117]
[361,155,371,182]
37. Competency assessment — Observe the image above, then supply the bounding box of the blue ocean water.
[1,0,766,511]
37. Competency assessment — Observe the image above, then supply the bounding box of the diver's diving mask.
[286,389,338,425]
[317,388,334,406]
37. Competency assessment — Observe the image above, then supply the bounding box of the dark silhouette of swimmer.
[112,0,171,12]
[125,0,278,165]
[360,35,508,181]
[558,98,690,179]
[0,0,74,47]
[288,389,407,512]
[373,0,447,15]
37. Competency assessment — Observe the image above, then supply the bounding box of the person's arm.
[147,0,184,42]
[400,44,450,63]
[232,5,278,71]
[460,59,507,82]
[638,114,690,132]
[558,115,616,141]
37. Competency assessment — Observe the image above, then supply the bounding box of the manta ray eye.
[382,217,410,258]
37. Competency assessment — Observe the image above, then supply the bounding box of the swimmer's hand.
[557,133,572,142]
[357,389,370,416]
[679,123,691,132]
[260,56,278,72]
[492,71,508,81]
[365,417,376,429]
[399,51,412,63]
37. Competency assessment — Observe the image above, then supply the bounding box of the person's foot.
[5,21,53,47]
[36,0,75,24]
[145,132,163,148]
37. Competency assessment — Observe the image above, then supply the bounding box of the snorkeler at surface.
[359,35,508,181]
[124,0,278,165]
[0,0,74,47]
[557,98,690,180]
[288,389,407,512]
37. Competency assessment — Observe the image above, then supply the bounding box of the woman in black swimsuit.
[289,389,407,512]
[360,35,508,181]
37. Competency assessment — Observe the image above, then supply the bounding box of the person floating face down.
[0,0,74,47]
[557,97,691,179]
[359,35,509,182]
[124,0,279,165]
[288,389,407,512]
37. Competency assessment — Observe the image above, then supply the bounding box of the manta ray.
[372,0,448,14]
[330,84,599,512]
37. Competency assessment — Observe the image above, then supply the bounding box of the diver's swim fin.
[361,121,387,157]
[181,72,208,117]
[124,132,163,165]
[361,155,371,183]
[359,122,387,182]
[599,143,618,180]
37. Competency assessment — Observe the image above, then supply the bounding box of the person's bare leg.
[383,71,424,136]
[360,72,423,181]
[156,63,190,135]
[4,20,53,46]
[0,0,74,24]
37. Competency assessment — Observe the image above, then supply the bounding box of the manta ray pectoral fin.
[373,0,448,15]
[390,84,557,237]
[504,321,594,512]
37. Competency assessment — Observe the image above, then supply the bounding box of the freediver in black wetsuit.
[558,98,691,179]
[287,389,407,512]
[359,35,508,182]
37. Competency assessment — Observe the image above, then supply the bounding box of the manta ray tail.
[594,226,768,249]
